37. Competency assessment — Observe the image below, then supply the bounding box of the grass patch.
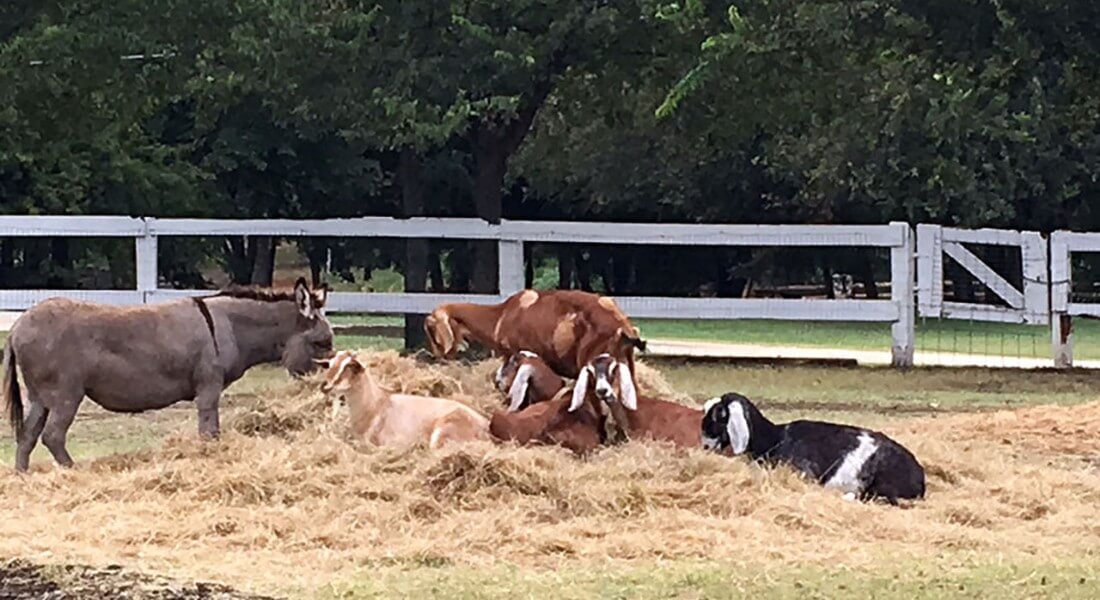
[323,558,1100,599]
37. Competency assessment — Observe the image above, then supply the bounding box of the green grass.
[320,558,1100,600]
[326,314,1100,360]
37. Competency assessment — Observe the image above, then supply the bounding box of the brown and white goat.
[488,350,606,456]
[570,354,702,449]
[319,351,489,449]
[493,350,567,412]
[425,289,645,400]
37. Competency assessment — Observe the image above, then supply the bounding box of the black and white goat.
[701,393,925,504]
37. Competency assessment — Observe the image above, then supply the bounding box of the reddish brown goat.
[492,350,566,412]
[425,290,646,404]
[488,351,606,456]
[570,353,703,449]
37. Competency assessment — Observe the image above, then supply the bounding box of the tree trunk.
[47,238,72,287]
[856,256,879,299]
[576,250,594,292]
[428,244,445,292]
[399,148,428,351]
[471,140,505,294]
[0,240,10,287]
[250,236,276,286]
[224,237,252,284]
[558,247,574,289]
[524,244,535,289]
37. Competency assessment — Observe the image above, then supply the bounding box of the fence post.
[890,222,915,367]
[498,239,525,296]
[135,218,158,304]
[1049,232,1073,368]
[915,224,942,318]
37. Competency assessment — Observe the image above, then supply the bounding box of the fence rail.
[2,215,1094,368]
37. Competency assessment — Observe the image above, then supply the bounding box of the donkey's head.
[283,278,334,376]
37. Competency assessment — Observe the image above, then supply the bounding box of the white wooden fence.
[4,215,1100,368]
[0,216,918,366]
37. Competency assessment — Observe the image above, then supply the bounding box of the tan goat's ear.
[432,312,456,356]
[569,367,592,413]
[294,278,313,318]
[507,364,535,412]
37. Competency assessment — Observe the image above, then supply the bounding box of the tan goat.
[570,353,703,449]
[425,289,646,407]
[319,351,489,449]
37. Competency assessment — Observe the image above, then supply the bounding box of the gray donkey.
[2,277,334,472]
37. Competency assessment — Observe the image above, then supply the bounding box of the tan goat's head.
[316,350,364,417]
[569,353,638,413]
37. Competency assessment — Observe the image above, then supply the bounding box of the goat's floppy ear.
[426,311,456,356]
[568,366,592,412]
[618,361,638,411]
[727,400,751,455]
[506,364,534,412]
[294,277,313,318]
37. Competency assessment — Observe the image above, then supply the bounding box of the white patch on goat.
[506,364,535,412]
[703,397,723,414]
[519,350,538,359]
[726,401,751,455]
[569,366,593,412]
[617,361,638,411]
[824,433,879,495]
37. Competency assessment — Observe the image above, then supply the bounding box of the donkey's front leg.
[195,382,222,439]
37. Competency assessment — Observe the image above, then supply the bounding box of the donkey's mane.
[213,285,298,303]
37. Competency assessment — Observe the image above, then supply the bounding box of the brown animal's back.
[490,393,604,456]
[630,396,703,448]
[496,290,639,378]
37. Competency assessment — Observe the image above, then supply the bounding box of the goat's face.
[569,353,638,413]
[317,351,363,415]
[701,394,751,455]
[424,308,463,358]
[494,350,543,412]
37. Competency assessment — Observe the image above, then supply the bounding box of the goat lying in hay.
[319,351,489,449]
[3,278,333,472]
[488,351,606,456]
[425,289,646,402]
[569,354,703,449]
[493,350,567,412]
[701,393,926,504]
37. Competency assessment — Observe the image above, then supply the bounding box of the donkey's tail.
[3,342,22,440]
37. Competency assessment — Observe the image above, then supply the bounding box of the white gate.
[916,225,1049,324]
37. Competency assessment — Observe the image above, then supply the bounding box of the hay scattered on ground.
[0,352,1098,594]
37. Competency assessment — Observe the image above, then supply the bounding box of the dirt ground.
[0,559,275,600]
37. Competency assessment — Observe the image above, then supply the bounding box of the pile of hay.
[0,351,1098,595]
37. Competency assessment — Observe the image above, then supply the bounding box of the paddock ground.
[1,345,1099,599]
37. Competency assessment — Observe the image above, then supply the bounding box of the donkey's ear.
[294,278,313,318]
